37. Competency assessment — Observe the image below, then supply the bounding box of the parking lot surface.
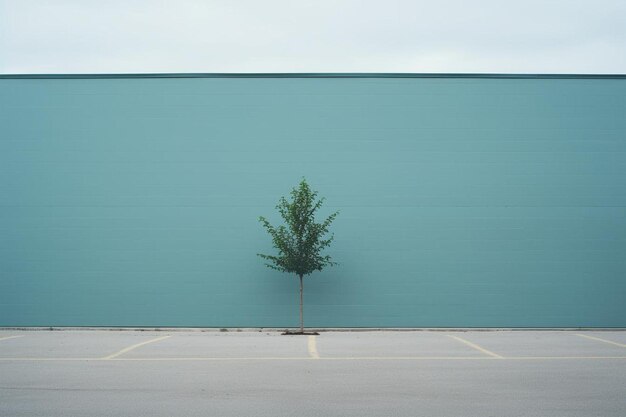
[0,330,625,416]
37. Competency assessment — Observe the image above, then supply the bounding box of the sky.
[0,0,625,74]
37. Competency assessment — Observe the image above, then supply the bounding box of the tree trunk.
[299,274,304,333]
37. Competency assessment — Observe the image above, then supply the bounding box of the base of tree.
[281,331,320,336]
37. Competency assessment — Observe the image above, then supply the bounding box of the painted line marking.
[0,336,24,343]
[502,356,626,360]
[308,336,320,359]
[447,335,504,359]
[102,335,172,359]
[576,334,626,348]
[0,356,625,362]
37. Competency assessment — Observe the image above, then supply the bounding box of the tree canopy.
[258,178,338,277]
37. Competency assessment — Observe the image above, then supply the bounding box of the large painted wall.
[1,74,625,327]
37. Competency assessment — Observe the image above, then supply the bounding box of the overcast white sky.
[1,0,625,74]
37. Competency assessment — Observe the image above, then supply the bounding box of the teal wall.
[1,74,625,327]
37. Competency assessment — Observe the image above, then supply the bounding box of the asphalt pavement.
[0,330,624,416]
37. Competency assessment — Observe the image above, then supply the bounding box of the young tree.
[258,178,339,334]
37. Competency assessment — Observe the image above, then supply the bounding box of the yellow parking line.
[0,335,24,342]
[505,356,626,360]
[576,334,626,348]
[303,356,494,361]
[0,358,100,361]
[0,356,625,361]
[102,335,172,359]
[308,335,320,359]
[447,335,504,358]
[314,356,626,361]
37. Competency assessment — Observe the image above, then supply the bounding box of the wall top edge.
[1,72,625,80]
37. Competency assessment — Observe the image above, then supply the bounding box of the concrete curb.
[1,327,625,332]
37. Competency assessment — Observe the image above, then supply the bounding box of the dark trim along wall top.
[0,72,625,79]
